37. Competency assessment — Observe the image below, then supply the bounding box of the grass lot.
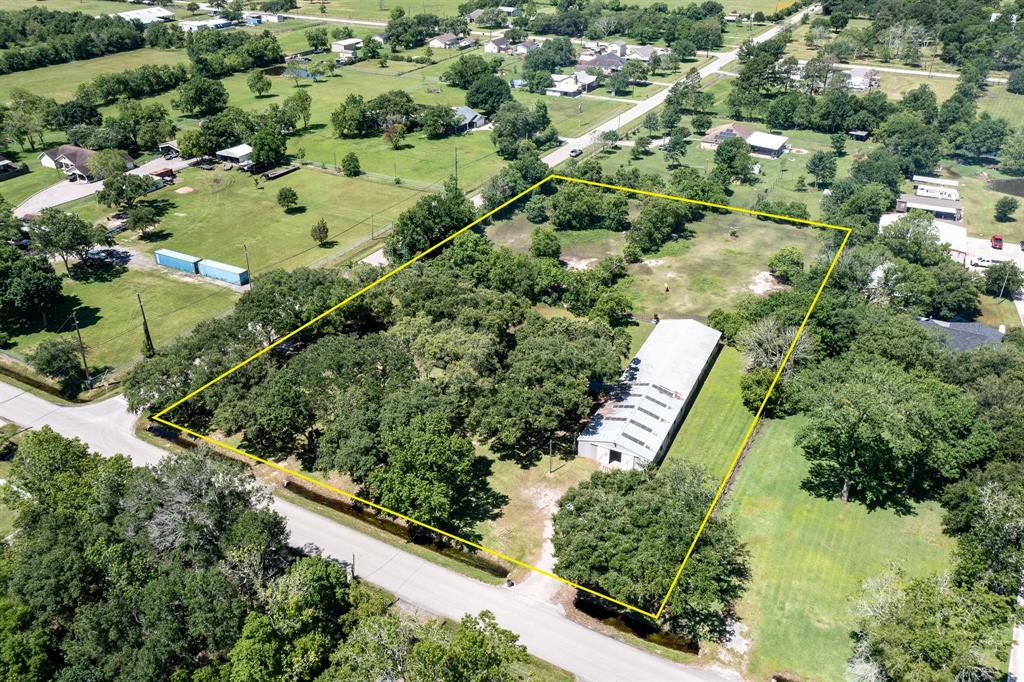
[979,294,1023,329]
[98,53,629,191]
[940,160,1024,241]
[662,346,751,483]
[3,0,195,16]
[0,48,187,105]
[6,268,238,373]
[726,416,954,681]
[0,148,65,207]
[475,445,598,582]
[487,195,822,321]
[65,166,424,274]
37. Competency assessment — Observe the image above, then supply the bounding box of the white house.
[180,18,233,32]
[516,39,541,54]
[608,40,628,56]
[545,71,597,97]
[577,319,722,471]
[626,45,658,62]
[38,145,134,182]
[484,36,510,53]
[497,5,520,15]
[429,32,460,49]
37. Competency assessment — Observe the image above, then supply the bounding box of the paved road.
[0,381,740,682]
[795,59,1008,84]
[14,156,193,219]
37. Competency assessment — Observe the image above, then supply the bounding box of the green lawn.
[726,416,954,681]
[662,346,751,483]
[979,294,1022,330]
[6,268,238,373]
[3,0,194,16]
[0,147,65,207]
[0,48,188,105]
[75,166,425,274]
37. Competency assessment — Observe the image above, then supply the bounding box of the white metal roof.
[115,7,174,23]
[216,143,252,158]
[913,175,960,187]
[200,259,247,275]
[745,131,788,150]
[578,319,721,464]
[155,248,201,263]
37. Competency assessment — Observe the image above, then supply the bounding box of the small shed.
[847,130,869,141]
[199,259,250,286]
[155,249,201,274]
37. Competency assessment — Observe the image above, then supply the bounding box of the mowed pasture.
[65,166,426,273]
[661,354,956,680]
[0,48,188,104]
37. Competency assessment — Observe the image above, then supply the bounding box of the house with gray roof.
[452,106,488,132]
[577,319,722,470]
[916,318,1005,351]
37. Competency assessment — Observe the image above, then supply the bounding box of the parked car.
[971,256,1005,267]
[569,148,582,157]
[992,234,1004,249]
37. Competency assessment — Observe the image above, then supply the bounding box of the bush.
[1009,68,1024,95]
[340,152,361,177]
[767,247,804,283]
[28,337,84,394]
[524,195,547,223]
[529,227,561,259]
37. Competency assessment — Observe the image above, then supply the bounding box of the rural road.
[0,381,740,682]
[14,156,194,219]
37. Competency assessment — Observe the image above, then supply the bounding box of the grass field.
[65,166,426,274]
[6,267,238,373]
[0,48,187,105]
[725,416,954,680]
[2,0,195,16]
[0,144,66,207]
[662,346,751,483]
[979,294,1023,330]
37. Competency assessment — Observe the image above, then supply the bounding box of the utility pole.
[137,293,155,358]
[998,264,1012,300]
[243,244,252,290]
[72,310,91,389]
[370,214,375,240]
[454,145,458,188]
[548,438,553,474]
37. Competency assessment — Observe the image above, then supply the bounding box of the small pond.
[988,178,1024,197]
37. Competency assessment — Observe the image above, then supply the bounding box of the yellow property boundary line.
[152,174,852,620]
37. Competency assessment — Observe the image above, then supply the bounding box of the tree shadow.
[799,465,917,516]
[139,228,172,243]
[70,254,128,283]
[318,239,338,249]
[284,205,307,215]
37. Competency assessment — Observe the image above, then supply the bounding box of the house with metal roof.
[700,123,789,157]
[114,6,175,24]
[545,71,598,97]
[577,319,722,471]
[452,106,488,132]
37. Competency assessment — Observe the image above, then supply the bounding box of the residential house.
[215,143,253,165]
[180,18,233,32]
[917,318,1005,351]
[38,145,133,182]
[497,5,520,16]
[466,8,486,22]
[577,319,722,471]
[484,36,510,53]
[0,155,28,182]
[608,40,628,57]
[626,45,658,62]
[895,194,964,222]
[577,52,625,75]
[545,71,598,97]
[429,32,460,49]
[452,106,488,132]
[516,39,541,55]
[158,140,180,159]
[700,123,789,157]
[879,212,968,264]
[458,36,476,49]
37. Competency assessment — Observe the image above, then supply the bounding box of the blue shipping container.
[154,248,201,274]
[198,259,250,286]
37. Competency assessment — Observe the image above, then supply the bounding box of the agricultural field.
[0,48,188,104]
[2,0,195,17]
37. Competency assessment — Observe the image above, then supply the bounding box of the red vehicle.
[992,234,1004,249]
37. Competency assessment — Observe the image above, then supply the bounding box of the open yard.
[74,166,426,274]
[724,416,956,680]
[5,267,238,373]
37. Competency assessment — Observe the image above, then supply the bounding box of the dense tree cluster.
[0,428,528,680]
[386,9,468,49]
[0,8,145,75]
[552,464,750,645]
